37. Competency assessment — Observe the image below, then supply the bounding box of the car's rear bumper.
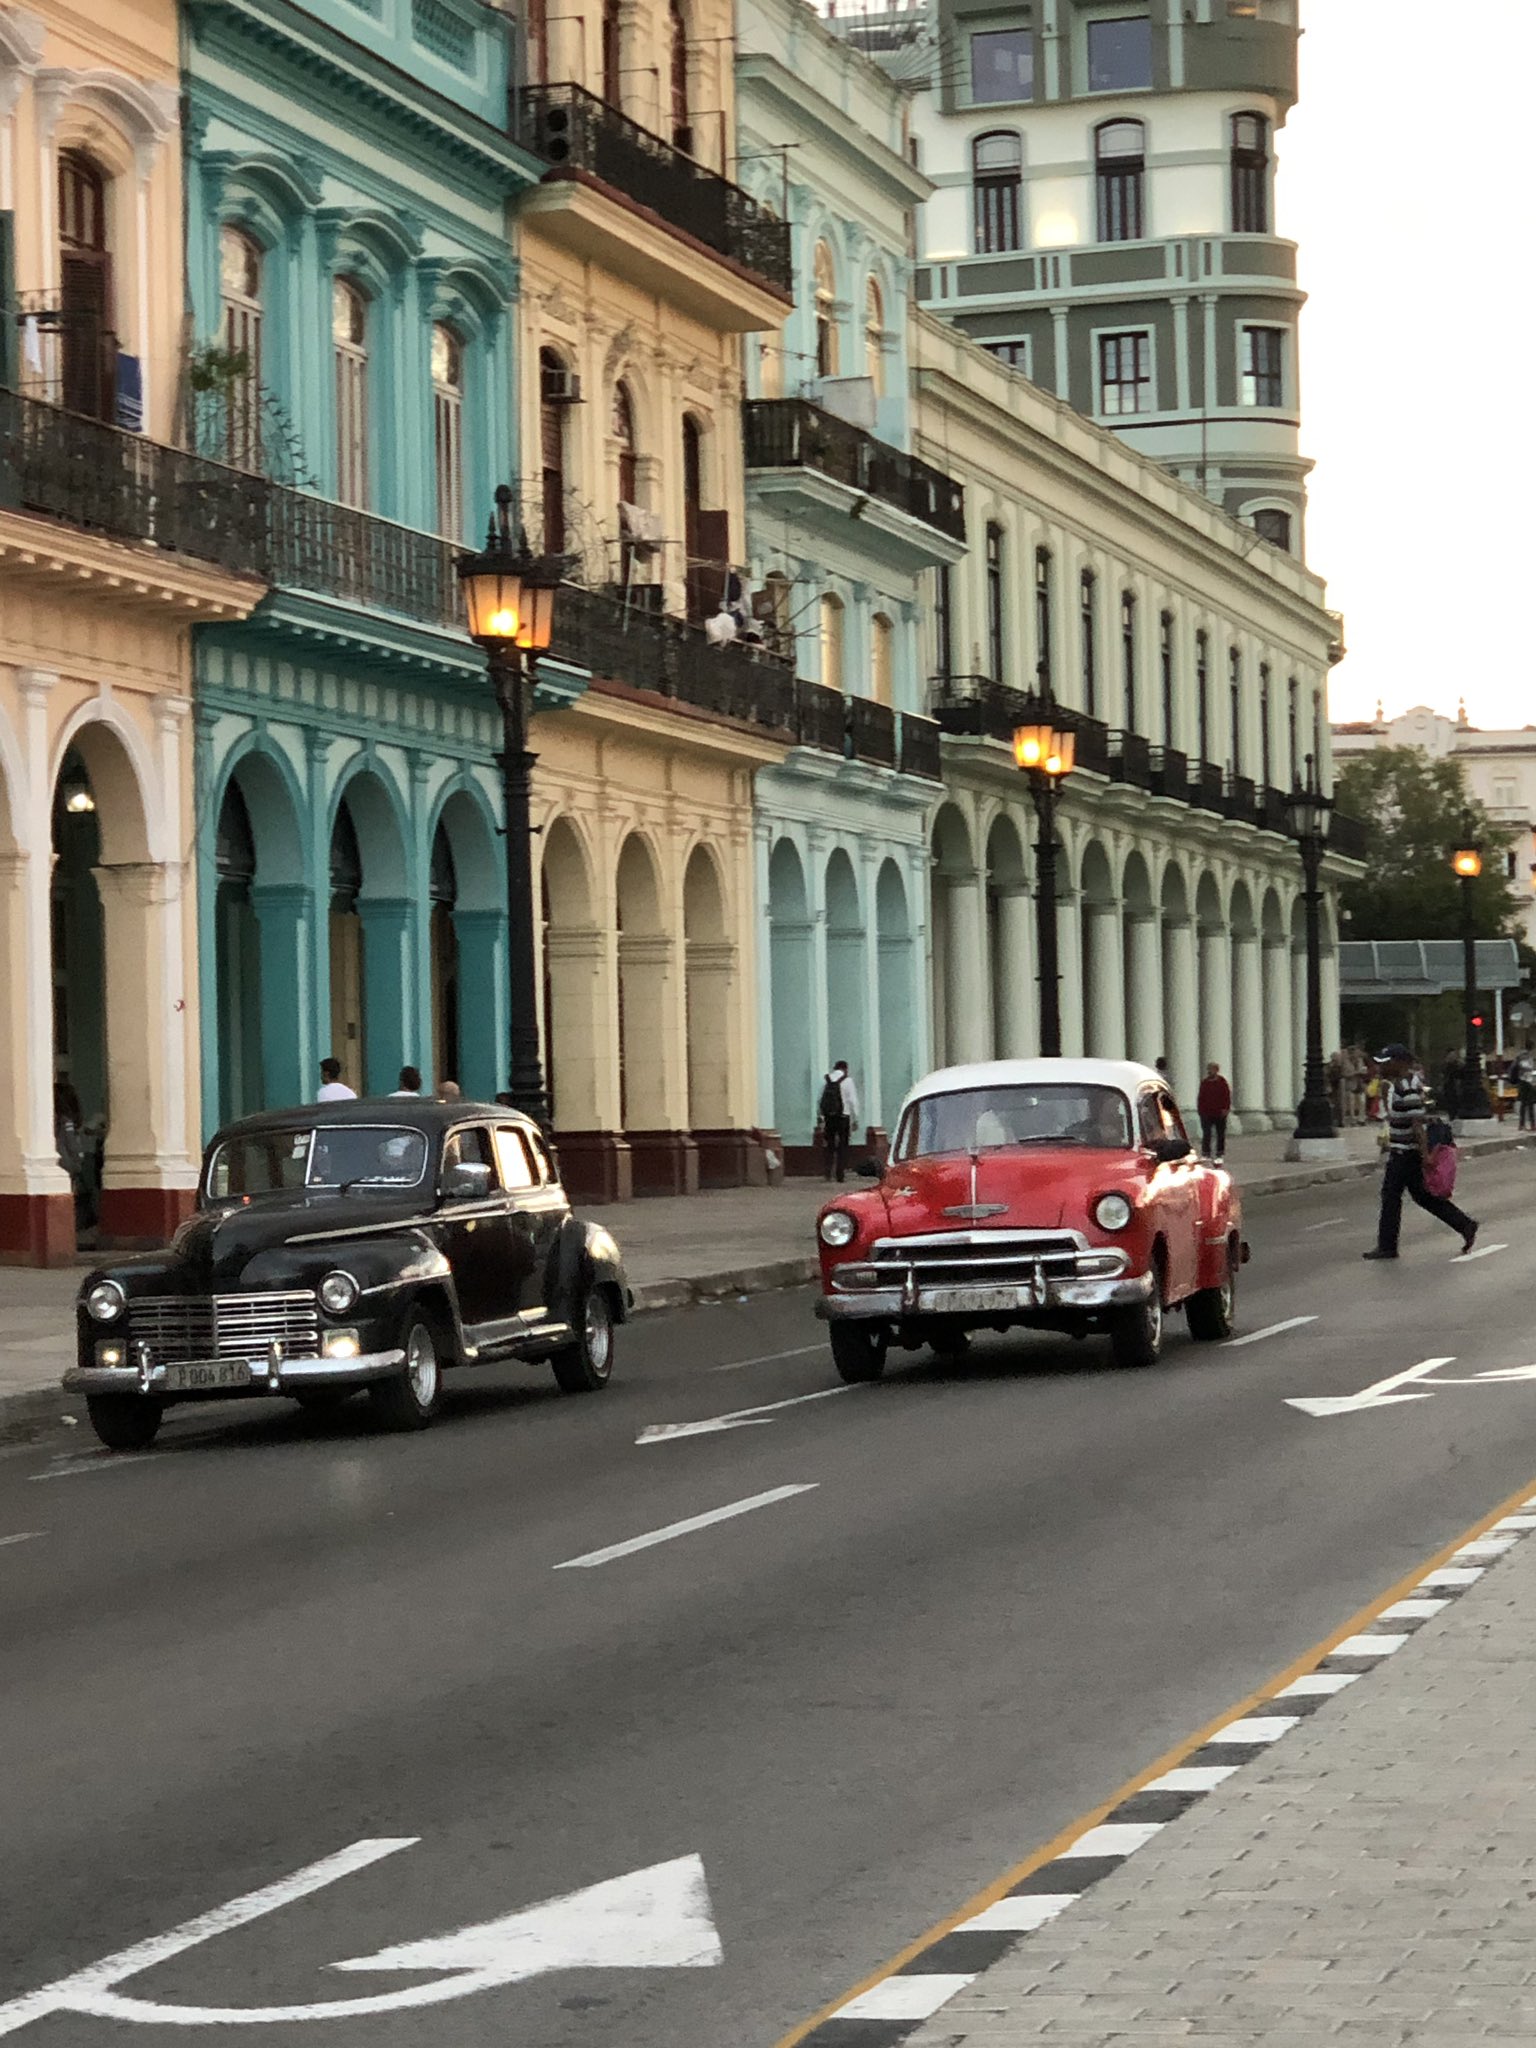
[816,1273,1155,1320]
[64,1350,405,1397]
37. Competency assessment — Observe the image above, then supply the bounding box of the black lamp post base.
[1285,1087,1346,1161]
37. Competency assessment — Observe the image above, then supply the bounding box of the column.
[1231,928,1266,1130]
[1321,937,1341,1068]
[1198,919,1233,1078]
[453,908,507,1104]
[944,868,991,1064]
[1263,934,1294,1120]
[619,929,696,1194]
[250,882,313,1110]
[360,896,416,1094]
[859,848,885,1137]
[1291,939,1307,1105]
[1085,902,1126,1058]
[685,938,736,1131]
[752,823,776,1131]
[0,851,28,1187]
[994,884,1037,1056]
[1058,886,1085,1056]
[1124,909,1163,1065]
[1162,913,1199,1109]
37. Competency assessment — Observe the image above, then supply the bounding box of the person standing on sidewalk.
[1196,1061,1230,1161]
[817,1060,859,1183]
[316,1057,356,1102]
[1363,1043,1478,1261]
[1515,1045,1536,1132]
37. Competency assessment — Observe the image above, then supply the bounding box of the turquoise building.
[736,0,964,1155]
[183,0,551,1123]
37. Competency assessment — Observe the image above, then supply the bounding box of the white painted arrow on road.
[637,1384,851,1443]
[1287,1357,1455,1418]
[0,1846,721,2032]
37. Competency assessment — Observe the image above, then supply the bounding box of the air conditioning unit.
[540,362,582,405]
[532,99,575,165]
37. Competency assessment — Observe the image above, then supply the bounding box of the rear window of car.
[205,1125,429,1199]
[893,1084,1133,1161]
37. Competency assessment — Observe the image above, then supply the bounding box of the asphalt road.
[5,1151,1536,2046]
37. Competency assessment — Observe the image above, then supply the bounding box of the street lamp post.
[1284,753,1345,1159]
[456,485,562,1128]
[1012,716,1076,1057]
[1451,824,1494,1122]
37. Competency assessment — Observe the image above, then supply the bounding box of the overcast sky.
[1280,5,1529,731]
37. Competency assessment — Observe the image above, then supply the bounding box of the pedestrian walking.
[1519,1047,1536,1132]
[316,1056,356,1102]
[817,1059,859,1183]
[1363,1043,1478,1261]
[389,1065,423,1097]
[1196,1061,1230,1161]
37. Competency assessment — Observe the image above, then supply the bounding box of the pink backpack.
[1424,1143,1458,1199]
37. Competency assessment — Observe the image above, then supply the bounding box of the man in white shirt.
[316,1057,356,1102]
[389,1065,423,1097]
[817,1060,861,1182]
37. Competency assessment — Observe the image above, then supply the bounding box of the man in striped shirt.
[1363,1044,1478,1260]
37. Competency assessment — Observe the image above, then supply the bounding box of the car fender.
[242,1233,470,1356]
[1193,1172,1242,1290]
[550,1217,631,1324]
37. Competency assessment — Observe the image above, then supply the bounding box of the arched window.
[1252,506,1292,552]
[58,149,112,419]
[1120,590,1137,730]
[613,380,638,508]
[1034,547,1053,690]
[602,0,621,106]
[1095,120,1145,242]
[1159,608,1175,746]
[813,241,839,378]
[331,278,369,508]
[670,0,691,151]
[431,323,465,539]
[864,277,885,394]
[972,131,1022,255]
[1231,112,1270,234]
[871,612,894,704]
[985,522,1005,681]
[219,225,263,471]
[1079,568,1097,715]
[539,345,569,554]
[820,591,845,692]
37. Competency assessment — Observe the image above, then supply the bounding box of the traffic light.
[1472,1013,1484,1029]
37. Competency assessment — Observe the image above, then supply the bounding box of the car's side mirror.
[856,1159,882,1179]
[1150,1135,1192,1164]
[439,1160,493,1203]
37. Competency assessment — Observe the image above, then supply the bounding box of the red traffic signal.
[1472,1014,1485,1028]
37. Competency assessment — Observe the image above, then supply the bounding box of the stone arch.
[50,700,156,866]
[1120,848,1160,1066]
[1158,858,1198,1104]
[1078,838,1122,1058]
[1195,869,1232,1086]
[875,859,916,1130]
[1228,876,1266,1124]
[211,741,309,1121]
[824,847,867,1123]
[329,763,412,1094]
[683,841,732,1132]
[429,783,504,1099]
[930,801,979,1067]
[768,836,813,1137]
[985,810,1032,1057]
[616,830,667,1132]
[541,816,602,1136]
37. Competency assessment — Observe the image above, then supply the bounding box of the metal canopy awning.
[1339,939,1523,999]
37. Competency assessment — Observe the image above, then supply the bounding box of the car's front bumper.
[816,1272,1155,1321]
[64,1349,406,1398]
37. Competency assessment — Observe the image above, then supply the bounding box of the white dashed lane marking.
[552,1485,818,1569]
[1224,1316,1318,1349]
[0,1532,43,1549]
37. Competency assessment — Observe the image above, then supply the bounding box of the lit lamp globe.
[1452,844,1483,880]
[1013,722,1076,779]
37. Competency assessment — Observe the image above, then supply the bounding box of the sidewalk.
[862,1488,1536,2048]
[1,1121,1526,1440]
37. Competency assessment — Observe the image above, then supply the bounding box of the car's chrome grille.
[871,1233,1084,1283]
[127,1292,319,1364]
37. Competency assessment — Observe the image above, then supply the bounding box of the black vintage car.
[68,1100,630,1450]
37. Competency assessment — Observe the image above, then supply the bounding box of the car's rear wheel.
[1109,1269,1164,1370]
[830,1323,888,1383]
[551,1287,615,1394]
[369,1316,442,1431]
[85,1394,163,1452]
[1187,1254,1237,1342]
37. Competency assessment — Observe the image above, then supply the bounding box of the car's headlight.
[319,1270,360,1315]
[1093,1193,1133,1232]
[85,1279,126,1323]
[819,1211,858,1248]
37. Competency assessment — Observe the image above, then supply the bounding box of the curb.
[2,1135,1527,1448]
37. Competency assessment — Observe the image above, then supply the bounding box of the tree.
[1334,747,1522,943]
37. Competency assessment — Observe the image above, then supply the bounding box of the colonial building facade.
[913,310,1352,1128]
[0,0,264,1263]
[736,0,961,1153]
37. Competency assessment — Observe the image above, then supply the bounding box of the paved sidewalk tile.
[899,1513,1536,2048]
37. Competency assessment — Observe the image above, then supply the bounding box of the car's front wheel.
[552,1287,615,1394]
[830,1322,888,1383]
[369,1315,442,1431]
[1109,1274,1164,1370]
[85,1394,163,1452]
[1187,1255,1237,1342]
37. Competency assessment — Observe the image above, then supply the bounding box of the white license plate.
[161,1360,253,1393]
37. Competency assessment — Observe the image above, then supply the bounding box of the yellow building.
[0,0,264,1262]
[516,2,796,1197]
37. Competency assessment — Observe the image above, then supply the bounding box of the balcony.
[793,678,848,754]
[847,694,897,769]
[1189,761,1226,812]
[1330,811,1369,863]
[0,385,268,580]
[1148,744,1188,800]
[899,711,943,781]
[744,399,967,554]
[1109,728,1151,790]
[269,487,460,630]
[1223,772,1259,826]
[516,84,792,328]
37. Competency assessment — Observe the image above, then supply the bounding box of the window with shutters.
[814,242,839,378]
[1259,662,1273,786]
[1230,113,1270,233]
[1034,548,1053,692]
[539,346,569,555]
[985,523,1005,681]
[1080,570,1097,716]
[871,612,894,705]
[332,278,370,509]
[1228,645,1243,774]
[219,226,263,471]
[613,381,638,509]
[1160,609,1175,746]
[1095,120,1145,242]
[934,563,953,681]
[1196,629,1210,762]
[58,149,114,420]
[973,131,1022,254]
[1286,676,1299,782]
[669,0,691,152]
[431,323,464,539]
[1120,591,1137,731]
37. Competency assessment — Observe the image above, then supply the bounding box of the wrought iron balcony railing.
[517,83,793,296]
[744,399,966,545]
[546,582,797,735]
[899,711,942,781]
[847,694,897,769]
[1223,771,1259,825]
[1189,761,1226,811]
[793,678,848,754]
[1329,810,1369,861]
[1148,744,1188,800]
[0,384,268,578]
[1109,728,1152,789]
[269,487,460,629]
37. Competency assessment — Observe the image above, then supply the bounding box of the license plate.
[161,1360,252,1393]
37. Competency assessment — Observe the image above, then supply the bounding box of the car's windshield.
[894,1084,1133,1161]
[204,1126,429,1201]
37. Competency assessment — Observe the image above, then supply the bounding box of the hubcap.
[585,1295,612,1373]
[1220,1273,1235,1318]
[406,1325,438,1405]
[1147,1289,1163,1349]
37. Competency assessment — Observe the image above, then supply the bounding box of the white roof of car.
[899,1058,1164,1118]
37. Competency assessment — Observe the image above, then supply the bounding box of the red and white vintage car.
[815,1058,1245,1381]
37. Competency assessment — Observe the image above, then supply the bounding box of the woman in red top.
[1196,1062,1232,1161]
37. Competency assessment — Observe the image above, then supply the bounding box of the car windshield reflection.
[894,1084,1133,1161]
[205,1126,429,1201]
